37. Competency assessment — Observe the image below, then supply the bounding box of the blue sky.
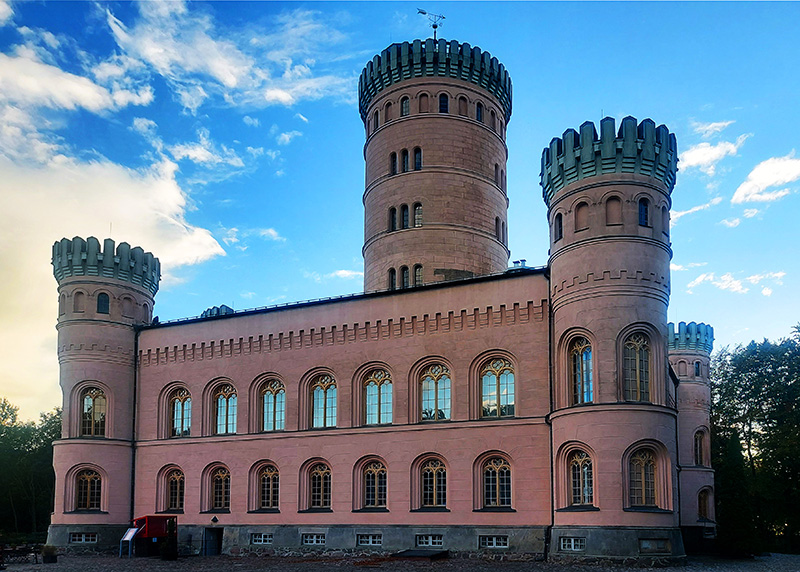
[1,1,798,419]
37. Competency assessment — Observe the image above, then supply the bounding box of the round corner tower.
[358,39,512,291]
[49,236,160,543]
[541,116,683,557]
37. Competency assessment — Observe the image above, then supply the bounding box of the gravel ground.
[3,554,800,572]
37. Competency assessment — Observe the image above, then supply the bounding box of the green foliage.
[711,325,800,554]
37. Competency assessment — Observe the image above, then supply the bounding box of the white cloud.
[275,169,285,177]
[679,134,750,176]
[743,208,759,218]
[240,291,257,299]
[295,112,309,123]
[720,218,740,228]
[685,270,784,295]
[168,128,244,167]
[258,228,286,242]
[246,146,264,157]
[671,262,707,272]
[0,0,13,25]
[276,130,302,145]
[746,271,785,285]
[762,287,773,297]
[713,273,748,293]
[670,196,722,223]
[325,269,363,280]
[265,149,280,161]
[732,153,800,203]
[222,227,239,245]
[242,115,259,127]
[691,120,735,138]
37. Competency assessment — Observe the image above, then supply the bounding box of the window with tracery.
[629,449,656,507]
[623,334,650,402]
[698,489,710,520]
[481,359,515,418]
[259,465,279,509]
[311,375,337,428]
[364,369,392,425]
[570,337,593,404]
[483,457,512,508]
[421,459,446,507]
[96,292,110,314]
[363,461,387,508]
[211,467,230,510]
[170,389,191,437]
[420,364,451,421]
[694,431,706,466]
[309,463,331,509]
[261,380,285,432]
[75,469,101,511]
[81,387,106,437]
[214,384,237,434]
[569,451,593,505]
[167,469,184,511]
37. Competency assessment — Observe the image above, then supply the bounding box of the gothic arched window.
[694,430,706,466]
[421,459,446,507]
[401,204,410,229]
[420,364,451,421]
[623,334,650,402]
[554,213,563,242]
[167,469,184,511]
[629,449,656,507]
[96,292,110,314]
[390,152,397,176]
[170,388,191,437]
[311,375,337,428]
[259,464,279,509]
[81,387,106,437]
[309,463,331,509]
[363,461,387,508]
[75,469,102,511]
[261,380,285,432]
[570,337,593,404]
[364,369,392,425]
[483,457,512,508]
[389,207,397,231]
[214,384,237,434]
[481,358,515,418]
[211,467,231,510]
[569,451,593,505]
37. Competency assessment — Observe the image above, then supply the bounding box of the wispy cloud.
[743,208,759,218]
[679,134,750,176]
[720,218,740,228]
[258,228,286,242]
[671,197,722,223]
[304,269,364,283]
[671,262,707,272]
[732,153,800,203]
[691,120,735,138]
[0,0,13,26]
[276,130,302,145]
[168,127,244,167]
[295,113,309,123]
[686,271,785,295]
[242,115,259,127]
[746,271,785,285]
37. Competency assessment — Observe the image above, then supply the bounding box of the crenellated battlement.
[358,38,512,122]
[541,116,678,207]
[667,321,714,354]
[52,236,160,296]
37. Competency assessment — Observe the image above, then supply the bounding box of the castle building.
[47,38,715,560]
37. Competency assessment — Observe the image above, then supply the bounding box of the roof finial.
[417,9,445,41]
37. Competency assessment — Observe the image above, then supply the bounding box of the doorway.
[203,527,223,555]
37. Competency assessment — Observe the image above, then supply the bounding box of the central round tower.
[359,39,513,291]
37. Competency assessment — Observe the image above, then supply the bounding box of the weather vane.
[417,9,445,41]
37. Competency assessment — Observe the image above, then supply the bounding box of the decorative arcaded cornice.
[541,116,678,207]
[667,321,714,354]
[358,39,512,122]
[52,236,160,296]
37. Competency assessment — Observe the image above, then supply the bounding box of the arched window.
[364,369,392,425]
[419,93,429,113]
[259,465,279,509]
[698,489,710,520]
[170,388,191,437]
[414,264,423,286]
[662,205,669,235]
[401,204,410,229]
[211,467,231,510]
[309,463,331,509]
[59,293,66,315]
[694,361,701,377]
[261,380,285,432]
[167,469,184,511]
[481,358,515,418]
[495,217,501,240]
[694,431,706,466]
[388,268,396,290]
[554,213,563,241]
[570,337,593,404]
[421,459,446,507]
[363,461,387,508]
[501,169,505,191]
[483,457,512,508]
[401,149,409,172]
[569,451,593,505]
[401,266,410,289]
[476,102,484,123]
[575,202,589,231]
[458,96,468,116]
[502,221,507,245]
[214,384,237,434]
[413,202,422,227]
[389,207,397,231]
[623,334,650,402]
[373,110,379,132]
[73,291,85,312]
[96,292,110,314]
[400,96,410,117]
[494,163,500,185]
[490,109,497,131]
[75,469,102,511]
[384,101,392,122]
[438,93,448,113]
[121,297,134,317]
[606,196,622,225]
[420,364,451,421]
[311,375,336,428]
[390,152,397,176]
[629,449,656,506]
[413,147,422,170]
[638,198,650,226]
[81,387,106,437]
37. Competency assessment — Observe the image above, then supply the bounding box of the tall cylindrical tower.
[48,236,159,548]
[542,117,683,558]
[358,39,512,292]
[668,321,716,551]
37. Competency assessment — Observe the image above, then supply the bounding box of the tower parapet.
[541,116,677,207]
[358,39,512,123]
[668,321,714,354]
[52,236,160,296]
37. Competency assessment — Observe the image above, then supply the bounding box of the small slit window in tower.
[401,205,409,229]
[414,147,422,170]
[476,102,484,123]
[554,213,564,242]
[96,292,110,314]
[495,217,501,240]
[494,164,500,186]
[502,221,507,245]
[413,203,423,227]
[385,101,392,122]
[490,109,497,131]
[458,96,467,116]
[401,149,409,172]
[401,266,410,289]
[439,93,448,113]
[419,93,429,113]
[390,153,397,176]
[575,202,589,231]
[388,268,396,291]
[389,207,397,232]
[501,169,506,191]
[414,264,423,286]
[606,197,622,225]
[662,206,669,235]
[695,361,701,377]
[373,111,379,133]
[400,97,410,117]
[639,198,650,227]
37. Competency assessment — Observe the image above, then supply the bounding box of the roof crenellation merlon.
[667,321,714,354]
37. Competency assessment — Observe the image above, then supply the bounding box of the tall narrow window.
[570,337,593,404]
[629,449,656,506]
[311,375,336,428]
[413,203,423,227]
[575,202,589,231]
[400,97,410,117]
[662,206,669,235]
[420,364,451,421]
[694,361,701,377]
[494,163,500,185]
[363,461,387,508]
[413,147,422,170]
[694,431,705,466]
[554,213,563,242]
[401,266,410,289]
[384,101,392,122]
[401,149,409,172]
[483,458,512,508]
[421,459,446,507]
[75,470,102,511]
[481,358,515,418]
[623,334,650,402]
[476,102,484,123]
[698,489,710,520]
[211,467,231,510]
[438,93,448,113]
[501,169,505,191]
[170,388,191,437]
[167,469,184,511]
[262,380,286,432]
[73,291,85,312]
[401,204,410,229]
[569,451,593,505]
[389,207,397,231]
[309,463,331,509]
[495,217,501,241]
[390,152,397,175]
[81,387,106,437]
[364,369,392,425]
[606,196,622,225]
[214,384,237,434]
[458,96,467,116]
[388,268,396,290]
[419,93,429,113]
[373,110,379,132]
[490,109,497,131]
[638,198,650,226]
[414,264,423,286]
[96,292,110,314]
[259,465,279,509]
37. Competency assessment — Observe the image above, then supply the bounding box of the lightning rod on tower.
[417,9,445,41]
